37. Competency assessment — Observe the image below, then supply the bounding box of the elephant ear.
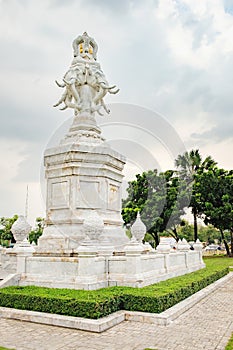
[90,39,98,60]
[72,35,83,57]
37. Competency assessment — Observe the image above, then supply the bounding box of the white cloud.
[201,138,233,170]
[0,138,44,224]
[153,0,233,70]
[0,139,27,182]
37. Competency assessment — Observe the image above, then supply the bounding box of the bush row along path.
[0,277,233,350]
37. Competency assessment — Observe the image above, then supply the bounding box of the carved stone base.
[60,112,105,146]
[38,121,127,253]
[37,224,128,253]
[16,248,205,290]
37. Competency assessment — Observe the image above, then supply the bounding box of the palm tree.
[175,149,216,241]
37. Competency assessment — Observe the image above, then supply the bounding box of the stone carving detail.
[11,216,31,244]
[61,130,104,145]
[156,237,171,254]
[124,237,144,256]
[193,239,203,251]
[177,238,190,252]
[83,211,104,242]
[54,32,119,116]
[131,212,146,243]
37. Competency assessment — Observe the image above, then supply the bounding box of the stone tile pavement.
[0,278,233,350]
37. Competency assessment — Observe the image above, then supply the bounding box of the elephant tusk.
[53,101,61,107]
[55,80,65,88]
[109,88,120,94]
[60,105,68,110]
[97,109,104,116]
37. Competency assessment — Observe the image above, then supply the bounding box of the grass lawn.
[0,347,15,350]
[225,332,233,350]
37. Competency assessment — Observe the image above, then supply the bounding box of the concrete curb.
[0,274,20,288]
[0,272,232,333]
[0,307,125,333]
[125,272,233,325]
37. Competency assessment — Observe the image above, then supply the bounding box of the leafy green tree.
[29,217,45,245]
[122,169,188,246]
[0,215,18,245]
[177,221,221,244]
[198,225,220,245]
[175,149,216,241]
[122,170,153,226]
[196,167,233,256]
[176,220,194,242]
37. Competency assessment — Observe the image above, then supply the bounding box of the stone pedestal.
[38,112,128,253]
[14,240,35,274]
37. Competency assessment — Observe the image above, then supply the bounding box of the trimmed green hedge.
[225,332,233,350]
[119,268,228,313]
[0,257,230,319]
[0,286,122,319]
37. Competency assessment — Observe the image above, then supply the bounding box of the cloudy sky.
[0,0,233,225]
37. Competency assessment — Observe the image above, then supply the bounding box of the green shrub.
[225,332,233,350]
[119,267,228,313]
[0,286,122,319]
[0,257,230,319]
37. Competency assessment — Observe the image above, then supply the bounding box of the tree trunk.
[220,229,231,257]
[152,232,160,247]
[149,227,160,247]
[193,207,198,241]
[171,227,179,242]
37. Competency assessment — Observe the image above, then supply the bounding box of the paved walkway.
[0,278,233,350]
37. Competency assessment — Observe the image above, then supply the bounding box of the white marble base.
[15,247,205,290]
[38,137,128,253]
[0,240,205,290]
[20,255,107,290]
[37,224,128,253]
[0,247,16,279]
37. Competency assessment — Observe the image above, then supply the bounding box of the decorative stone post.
[156,237,172,273]
[121,239,144,287]
[11,216,35,274]
[75,212,107,288]
[156,237,171,253]
[121,215,147,286]
[76,213,102,257]
[131,212,146,244]
[124,238,144,256]
[123,213,146,257]
[177,238,190,252]
[177,238,190,269]
[193,239,205,267]
[193,239,203,251]
[11,216,31,247]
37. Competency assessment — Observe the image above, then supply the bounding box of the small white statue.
[54,32,119,116]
